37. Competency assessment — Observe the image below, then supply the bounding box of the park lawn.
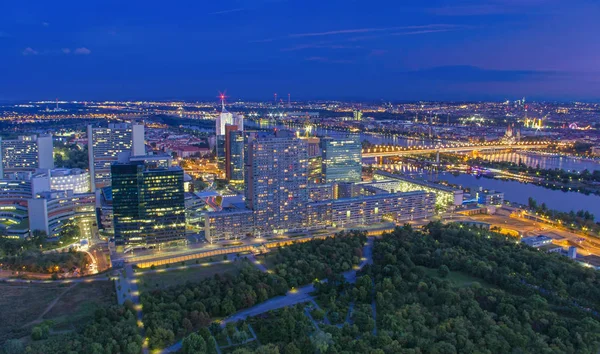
[137,262,241,290]
[0,282,70,343]
[418,266,497,289]
[43,281,116,330]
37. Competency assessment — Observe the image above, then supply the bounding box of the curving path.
[159,237,375,354]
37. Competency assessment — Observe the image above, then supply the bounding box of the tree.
[206,336,218,354]
[182,333,207,354]
[311,330,333,353]
[3,340,24,354]
[438,264,450,278]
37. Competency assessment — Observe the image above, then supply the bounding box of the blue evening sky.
[0,0,598,101]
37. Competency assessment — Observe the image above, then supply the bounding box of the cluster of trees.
[54,143,88,169]
[1,248,88,274]
[0,234,49,258]
[141,263,289,349]
[270,232,366,287]
[244,305,315,353]
[355,223,600,353]
[474,158,600,184]
[528,197,600,234]
[15,305,142,354]
[226,224,600,353]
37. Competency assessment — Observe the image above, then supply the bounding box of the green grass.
[418,266,497,288]
[0,282,70,342]
[43,281,116,331]
[137,262,241,290]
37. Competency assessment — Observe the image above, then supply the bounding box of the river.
[476,151,600,172]
[436,172,600,217]
[245,119,433,147]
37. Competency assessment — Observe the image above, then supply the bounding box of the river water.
[435,172,600,217]
[245,119,432,147]
[477,151,600,172]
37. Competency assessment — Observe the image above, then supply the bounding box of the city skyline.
[1,0,599,102]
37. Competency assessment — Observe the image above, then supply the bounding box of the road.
[462,211,600,258]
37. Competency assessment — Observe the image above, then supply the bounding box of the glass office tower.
[112,161,185,246]
[320,135,362,183]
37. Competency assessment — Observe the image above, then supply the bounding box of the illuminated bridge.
[363,141,552,158]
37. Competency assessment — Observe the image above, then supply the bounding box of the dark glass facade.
[320,136,362,183]
[112,162,186,246]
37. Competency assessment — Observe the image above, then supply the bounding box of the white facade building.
[0,135,54,177]
[87,123,144,191]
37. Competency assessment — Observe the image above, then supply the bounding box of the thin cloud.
[305,56,353,64]
[62,48,71,54]
[252,24,463,43]
[22,47,38,56]
[74,47,91,55]
[42,22,50,27]
[281,43,362,52]
[209,8,244,15]
[391,28,459,36]
[291,24,461,38]
[0,31,11,38]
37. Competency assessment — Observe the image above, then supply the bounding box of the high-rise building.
[225,125,244,183]
[353,110,363,121]
[244,131,309,235]
[0,135,54,177]
[111,161,185,246]
[320,136,362,183]
[233,114,244,131]
[301,137,321,184]
[216,109,233,136]
[87,123,144,191]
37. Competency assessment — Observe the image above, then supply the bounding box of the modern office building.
[111,160,185,246]
[0,178,32,238]
[475,188,504,206]
[233,113,244,131]
[301,137,322,184]
[216,107,233,136]
[225,125,244,183]
[353,110,363,121]
[87,123,145,191]
[0,135,54,177]
[204,207,253,242]
[307,190,435,228]
[373,170,463,208]
[28,190,95,239]
[320,136,362,183]
[244,131,309,235]
[31,168,91,194]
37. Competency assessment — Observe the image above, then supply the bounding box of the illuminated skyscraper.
[225,125,244,183]
[0,135,54,177]
[111,161,185,246]
[320,136,362,183]
[87,123,145,191]
[244,131,308,235]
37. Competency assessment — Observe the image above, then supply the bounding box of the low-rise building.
[28,190,95,238]
[521,235,553,248]
[31,168,91,194]
[475,188,504,206]
[373,170,463,208]
[204,206,253,242]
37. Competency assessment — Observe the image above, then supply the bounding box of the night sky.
[1,0,599,102]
